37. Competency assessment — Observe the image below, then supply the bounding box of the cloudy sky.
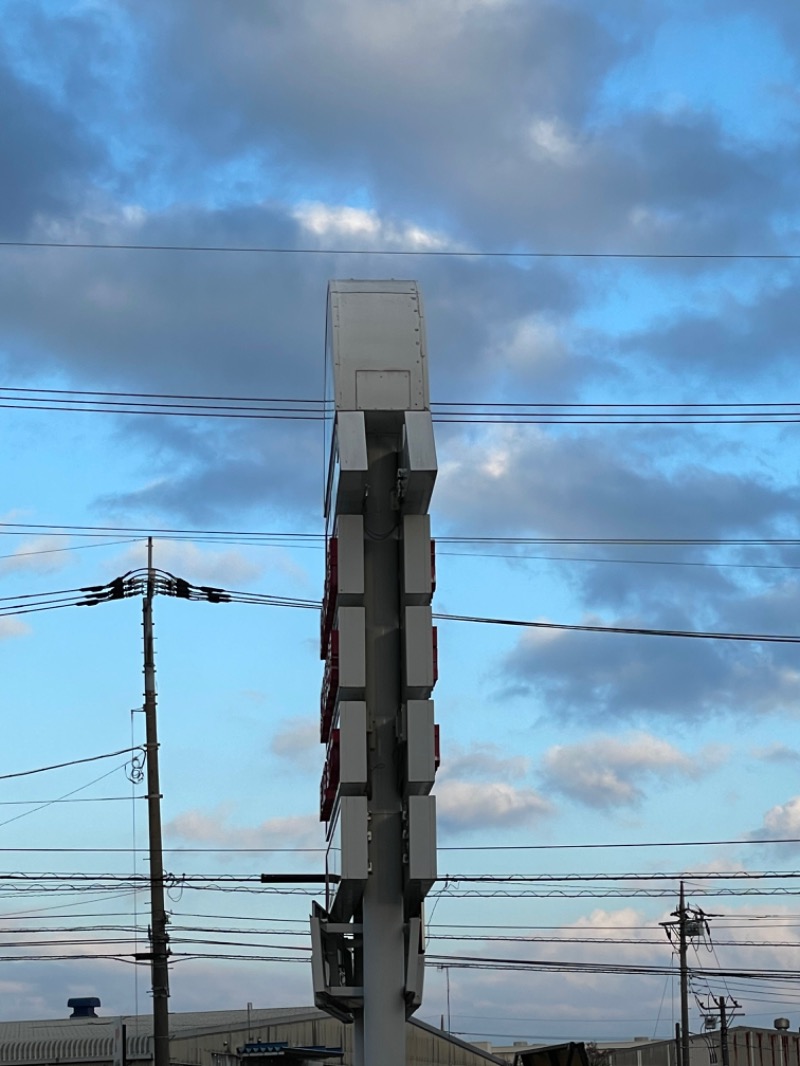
[2,0,800,1046]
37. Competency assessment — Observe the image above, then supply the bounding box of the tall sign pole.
[312,281,439,1066]
[142,538,171,1066]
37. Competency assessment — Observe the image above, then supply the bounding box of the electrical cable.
[0,539,141,562]
[2,238,800,259]
[0,747,145,782]
[434,611,800,645]
[6,521,800,549]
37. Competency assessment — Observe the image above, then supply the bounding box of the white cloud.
[753,796,800,840]
[165,804,323,851]
[434,740,550,833]
[527,117,580,164]
[0,536,72,576]
[444,743,530,780]
[436,778,552,832]
[293,200,456,251]
[0,618,31,640]
[111,539,272,587]
[540,731,718,808]
[270,717,319,770]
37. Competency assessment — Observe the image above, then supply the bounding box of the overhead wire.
[6,386,800,424]
[2,238,800,259]
[0,746,145,782]
[6,520,800,549]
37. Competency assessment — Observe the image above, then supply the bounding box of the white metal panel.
[338,701,368,793]
[337,606,366,693]
[401,515,432,604]
[403,605,435,696]
[356,369,411,410]
[400,410,437,513]
[331,410,368,515]
[336,515,365,599]
[340,796,369,880]
[406,795,437,887]
[327,280,429,412]
[403,700,436,795]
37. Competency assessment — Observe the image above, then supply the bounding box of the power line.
[0,747,144,782]
[4,835,798,852]
[1,239,799,260]
[0,538,141,561]
[5,521,800,549]
[7,568,800,647]
[437,839,800,851]
[7,395,800,425]
[438,872,800,883]
[435,611,800,644]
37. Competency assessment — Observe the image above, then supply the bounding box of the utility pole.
[662,885,722,1066]
[718,997,729,1066]
[697,995,740,1066]
[661,882,694,1066]
[678,882,690,1066]
[142,537,170,1066]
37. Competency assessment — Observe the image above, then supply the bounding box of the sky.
[2,0,800,1048]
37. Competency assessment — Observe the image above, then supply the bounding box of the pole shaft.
[358,434,406,1066]
[144,537,170,1066]
[719,998,729,1066]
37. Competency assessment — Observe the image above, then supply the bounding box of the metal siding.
[0,1010,503,1066]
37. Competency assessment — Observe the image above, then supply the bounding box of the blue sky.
[2,0,800,1046]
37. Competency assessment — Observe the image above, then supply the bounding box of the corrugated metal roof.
[0,1008,325,1064]
[0,1007,505,1065]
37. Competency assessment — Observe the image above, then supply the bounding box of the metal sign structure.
[311,280,439,1066]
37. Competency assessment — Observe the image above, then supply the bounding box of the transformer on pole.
[311,281,439,1066]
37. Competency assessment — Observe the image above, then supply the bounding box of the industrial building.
[609,1026,800,1066]
[0,1004,505,1066]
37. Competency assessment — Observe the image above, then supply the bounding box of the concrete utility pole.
[718,997,729,1066]
[661,882,694,1066]
[312,281,439,1066]
[662,883,719,1066]
[678,882,690,1066]
[696,995,740,1066]
[142,538,170,1066]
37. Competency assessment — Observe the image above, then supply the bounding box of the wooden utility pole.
[143,538,170,1066]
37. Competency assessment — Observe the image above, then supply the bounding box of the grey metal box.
[406,795,437,888]
[399,411,437,514]
[402,515,432,604]
[340,796,369,881]
[403,605,435,697]
[337,606,366,693]
[327,795,369,883]
[338,701,367,794]
[330,411,368,515]
[327,280,429,412]
[336,515,364,600]
[402,700,436,795]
